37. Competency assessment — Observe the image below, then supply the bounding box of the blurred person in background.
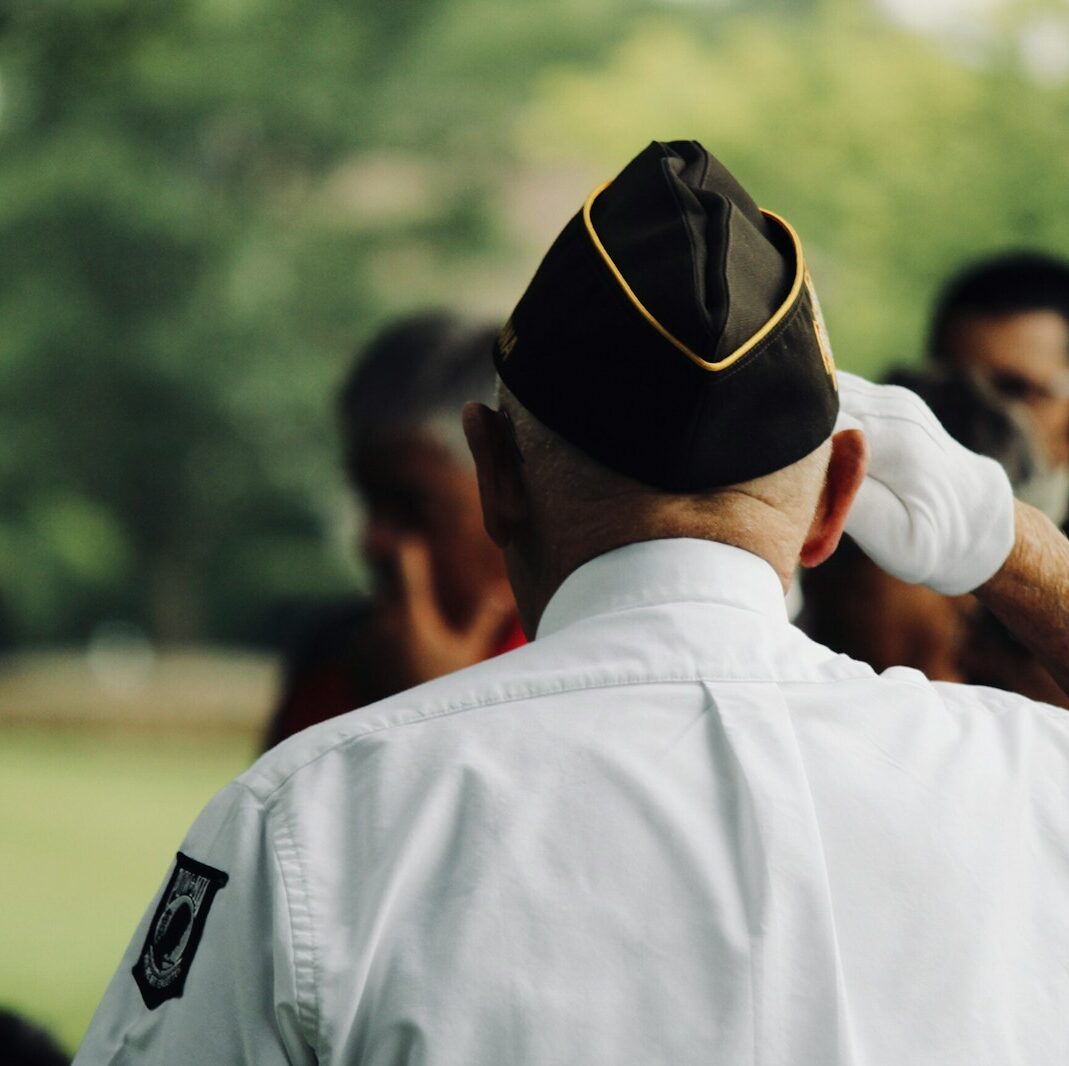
[262,313,523,750]
[927,252,1069,703]
[0,1008,70,1066]
[929,251,1069,525]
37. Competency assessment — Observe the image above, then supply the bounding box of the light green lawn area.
[0,727,255,1054]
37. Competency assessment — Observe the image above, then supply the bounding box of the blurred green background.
[2,0,1069,1052]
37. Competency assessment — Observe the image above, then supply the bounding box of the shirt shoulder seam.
[254,670,876,803]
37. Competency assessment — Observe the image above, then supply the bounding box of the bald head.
[464,384,866,637]
[499,379,832,554]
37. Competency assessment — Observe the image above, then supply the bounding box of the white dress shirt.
[74,538,1069,1065]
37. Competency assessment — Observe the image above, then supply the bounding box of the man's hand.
[834,371,1016,595]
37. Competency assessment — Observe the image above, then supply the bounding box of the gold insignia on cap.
[498,318,518,359]
[804,269,837,388]
[582,182,806,373]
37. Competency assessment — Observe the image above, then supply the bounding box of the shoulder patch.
[133,851,229,1010]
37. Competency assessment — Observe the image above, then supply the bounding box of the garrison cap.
[493,140,839,491]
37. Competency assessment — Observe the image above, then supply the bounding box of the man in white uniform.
[74,141,1069,1065]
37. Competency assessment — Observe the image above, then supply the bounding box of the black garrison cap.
[493,140,839,491]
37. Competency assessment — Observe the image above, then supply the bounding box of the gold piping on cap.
[581,180,806,372]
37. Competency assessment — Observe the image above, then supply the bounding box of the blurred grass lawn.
[0,726,255,1053]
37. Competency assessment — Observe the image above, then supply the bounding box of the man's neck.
[510,505,803,638]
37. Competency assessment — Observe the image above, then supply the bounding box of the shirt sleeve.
[72,781,316,1066]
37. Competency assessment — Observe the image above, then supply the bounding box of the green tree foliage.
[1,0,1067,646]
[0,0,374,642]
[0,0,645,645]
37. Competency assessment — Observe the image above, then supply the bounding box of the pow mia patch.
[133,852,229,1009]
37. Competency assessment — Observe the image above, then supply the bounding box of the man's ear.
[462,402,527,549]
[799,428,868,568]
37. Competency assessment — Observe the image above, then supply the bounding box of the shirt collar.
[536,538,789,640]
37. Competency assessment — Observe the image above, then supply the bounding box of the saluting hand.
[834,370,1016,596]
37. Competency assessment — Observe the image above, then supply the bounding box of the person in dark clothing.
[0,1008,70,1066]
[263,313,523,750]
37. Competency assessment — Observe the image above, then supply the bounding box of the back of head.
[339,311,499,485]
[929,251,1069,361]
[499,380,832,565]
[490,140,843,576]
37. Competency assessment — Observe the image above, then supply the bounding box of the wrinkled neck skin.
[506,487,811,639]
[462,400,852,642]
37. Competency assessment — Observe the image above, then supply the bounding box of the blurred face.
[355,433,509,627]
[944,310,1069,467]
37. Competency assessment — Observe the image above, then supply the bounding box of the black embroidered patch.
[133,851,229,1010]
